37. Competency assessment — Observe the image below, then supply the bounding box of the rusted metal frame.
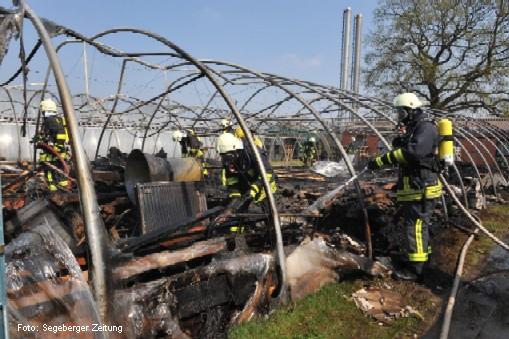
[468,119,509,172]
[191,90,219,129]
[209,72,295,122]
[239,83,272,112]
[141,94,170,152]
[22,2,112,323]
[455,128,498,195]
[450,162,469,208]
[88,28,287,303]
[453,136,486,199]
[140,73,204,151]
[204,60,376,259]
[268,79,375,259]
[477,121,509,154]
[465,120,509,175]
[62,29,177,71]
[458,127,507,187]
[296,81,397,125]
[265,75,391,150]
[145,102,206,139]
[94,59,128,160]
[1,87,22,163]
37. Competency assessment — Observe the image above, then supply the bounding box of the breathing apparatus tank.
[438,118,454,167]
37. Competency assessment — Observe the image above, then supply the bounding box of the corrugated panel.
[136,181,207,234]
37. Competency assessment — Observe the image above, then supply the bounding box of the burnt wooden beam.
[113,238,227,280]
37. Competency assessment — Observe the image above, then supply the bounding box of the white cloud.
[281,54,322,68]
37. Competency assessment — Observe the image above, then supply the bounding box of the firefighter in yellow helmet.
[37,98,70,192]
[368,93,441,281]
[216,131,277,233]
[234,126,264,149]
[173,129,208,176]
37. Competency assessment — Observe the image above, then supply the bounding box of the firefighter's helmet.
[40,99,57,116]
[221,118,232,128]
[234,126,245,139]
[172,130,185,142]
[216,132,243,154]
[393,93,423,109]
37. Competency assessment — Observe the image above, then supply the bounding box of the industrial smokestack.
[351,14,362,95]
[340,7,352,91]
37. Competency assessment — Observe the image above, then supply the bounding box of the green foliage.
[229,281,421,339]
[365,0,509,115]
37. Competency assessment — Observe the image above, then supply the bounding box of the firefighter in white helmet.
[36,98,70,191]
[299,135,318,166]
[215,132,277,233]
[220,118,234,133]
[368,92,441,281]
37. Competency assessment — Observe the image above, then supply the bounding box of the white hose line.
[439,230,477,339]
[440,174,509,252]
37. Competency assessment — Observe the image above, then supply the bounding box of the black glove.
[367,159,379,170]
[392,136,403,148]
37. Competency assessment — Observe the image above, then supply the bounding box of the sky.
[1,0,379,88]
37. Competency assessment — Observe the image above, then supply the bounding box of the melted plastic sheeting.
[0,10,18,65]
[113,278,189,339]
[286,237,387,300]
[310,160,350,178]
[6,223,103,338]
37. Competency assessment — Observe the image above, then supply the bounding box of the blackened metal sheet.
[136,181,207,234]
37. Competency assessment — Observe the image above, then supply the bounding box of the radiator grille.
[136,181,207,234]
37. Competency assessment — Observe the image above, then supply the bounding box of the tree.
[365,0,509,115]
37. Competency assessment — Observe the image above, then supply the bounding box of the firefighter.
[216,132,277,233]
[299,136,318,166]
[367,93,442,281]
[37,98,70,192]
[234,126,264,150]
[220,118,234,133]
[172,129,208,176]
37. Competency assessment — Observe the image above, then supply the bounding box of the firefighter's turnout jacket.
[39,116,70,191]
[180,130,208,176]
[372,111,441,263]
[299,141,317,166]
[221,138,276,204]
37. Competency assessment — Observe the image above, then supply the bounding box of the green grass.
[467,204,509,268]
[229,281,421,339]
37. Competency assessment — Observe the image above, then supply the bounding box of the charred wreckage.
[0,3,509,339]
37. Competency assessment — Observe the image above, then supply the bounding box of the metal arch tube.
[90,28,288,303]
[453,136,486,200]
[451,162,468,208]
[455,128,497,195]
[141,73,203,151]
[292,80,398,126]
[260,73,392,149]
[467,119,509,173]
[95,59,127,160]
[202,60,375,258]
[477,121,509,156]
[458,127,506,188]
[22,3,112,323]
[271,81,374,258]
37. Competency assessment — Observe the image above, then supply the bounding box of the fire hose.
[36,141,72,190]
[439,174,509,339]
